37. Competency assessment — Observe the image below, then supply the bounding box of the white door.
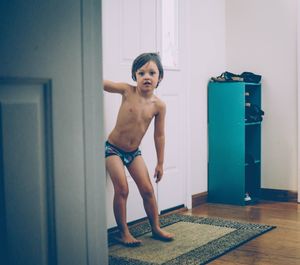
[0,1,107,265]
[103,0,187,228]
[156,0,188,212]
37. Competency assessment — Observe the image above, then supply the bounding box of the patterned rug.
[108,214,275,265]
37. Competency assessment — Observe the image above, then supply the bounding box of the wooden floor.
[183,201,300,265]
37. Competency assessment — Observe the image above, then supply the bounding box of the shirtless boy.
[104,53,174,246]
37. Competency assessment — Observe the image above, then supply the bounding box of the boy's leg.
[106,155,142,246]
[127,156,174,241]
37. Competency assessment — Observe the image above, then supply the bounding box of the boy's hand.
[154,164,163,183]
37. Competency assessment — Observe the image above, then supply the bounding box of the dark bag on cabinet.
[211,71,261,83]
[240,72,262,83]
[210,71,243,82]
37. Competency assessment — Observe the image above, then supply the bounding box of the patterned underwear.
[105,141,141,166]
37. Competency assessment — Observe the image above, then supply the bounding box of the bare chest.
[120,100,156,125]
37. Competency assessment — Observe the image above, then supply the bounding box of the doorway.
[103,0,189,228]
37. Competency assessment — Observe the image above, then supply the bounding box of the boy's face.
[135,61,161,91]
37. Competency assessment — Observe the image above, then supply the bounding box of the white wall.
[189,0,226,194]
[226,0,298,191]
[189,0,298,194]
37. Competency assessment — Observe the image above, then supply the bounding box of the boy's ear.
[156,77,162,88]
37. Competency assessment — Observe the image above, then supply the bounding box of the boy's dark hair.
[131,53,164,85]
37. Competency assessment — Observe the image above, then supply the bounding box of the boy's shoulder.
[122,83,136,96]
[128,84,137,92]
[153,95,166,112]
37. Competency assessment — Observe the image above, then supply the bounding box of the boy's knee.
[116,186,129,199]
[141,188,154,200]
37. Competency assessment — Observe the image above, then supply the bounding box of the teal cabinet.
[208,82,262,205]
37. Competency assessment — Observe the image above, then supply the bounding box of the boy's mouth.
[144,81,151,85]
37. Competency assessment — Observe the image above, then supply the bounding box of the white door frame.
[81,0,108,263]
[184,0,192,209]
[297,0,300,203]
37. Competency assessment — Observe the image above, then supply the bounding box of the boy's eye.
[138,72,144,76]
[150,71,156,76]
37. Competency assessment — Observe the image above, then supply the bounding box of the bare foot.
[114,232,142,247]
[152,228,174,242]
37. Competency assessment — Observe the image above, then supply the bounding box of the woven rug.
[108,214,275,265]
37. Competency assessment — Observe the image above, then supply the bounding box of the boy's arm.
[154,100,166,183]
[103,80,130,94]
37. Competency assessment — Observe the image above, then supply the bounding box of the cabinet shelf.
[245,122,261,126]
[245,82,261,86]
[245,160,260,166]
